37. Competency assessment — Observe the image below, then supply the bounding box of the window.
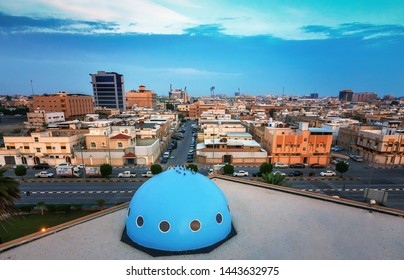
[24,146,29,149]
[277,144,282,148]
[91,142,97,148]
[190,220,201,232]
[34,137,39,142]
[216,213,223,224]
[61,146,66,150]
[46,146,52,150]
[136,216,144,228]
[117,142,123,148]
[36,148,41,152]
[159,221,170,233]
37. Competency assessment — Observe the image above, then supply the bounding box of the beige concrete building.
[189,101,227,120]
[26,110,65,129]
[1,130,87,166]
[31,92,94,119]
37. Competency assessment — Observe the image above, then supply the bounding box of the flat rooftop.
[1,177,404,260]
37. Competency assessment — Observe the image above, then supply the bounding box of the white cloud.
[1,0,403,40]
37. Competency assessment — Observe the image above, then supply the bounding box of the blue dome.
[126,167,232,252]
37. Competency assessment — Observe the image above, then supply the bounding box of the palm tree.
[0,168,21,221]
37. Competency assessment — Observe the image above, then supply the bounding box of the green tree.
[100,164,113,178]
[186,164,198,172]
[0,168,21,221]
[336,161,349,178]
[223,164,234,175]
[259,162,273,175]
[262,172,285,186]
[14,165,27,180]
[151,164,163,174]
[37,201,46,216]
[96,199,106,211]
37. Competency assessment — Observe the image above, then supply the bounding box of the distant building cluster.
[1,73,403,168]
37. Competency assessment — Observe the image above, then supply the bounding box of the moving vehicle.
[320,170,336,177]
[233,170,249,177]
[33,163,50,170]
[289,163,306,168]
[274,162,289,168]
[118,171,137,178]
[56,166,80,177]
[142,171,154,178]
[288,170,304,177]
[35,171,54,178]
[85,166,102,177]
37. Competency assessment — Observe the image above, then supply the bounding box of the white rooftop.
[1,177,404,260]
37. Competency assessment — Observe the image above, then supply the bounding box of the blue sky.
[0,0,403,97]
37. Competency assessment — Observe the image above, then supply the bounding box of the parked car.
[33,163,50,170]
[77,164,86,169]
[233,170,249,177]
[289,163,306,168]
[118,171,137,178]
[160,157,168,163]
[55,162,72,168]
[35,171,54,178]
[310,163,326,169]
[288,170,303,177]
[274,162,289,168]
[331,159,349,165]
[272,171,286,176]
[320,170,336,177]
[331,146,345,152]
[141,171,154,178]
[350,155,363,162]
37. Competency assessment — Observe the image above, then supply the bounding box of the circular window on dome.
[190,220,201,232]
[159,221,170,233]
[216,213,223,224]
[136,216,144,228]
[127,207,131,217]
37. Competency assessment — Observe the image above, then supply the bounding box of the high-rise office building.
[339,89,354,102]
[90,71,125,112]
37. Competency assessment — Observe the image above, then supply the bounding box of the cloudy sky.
[0,0,403,97]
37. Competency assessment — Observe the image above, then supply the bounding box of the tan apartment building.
[339,121,404,165]
[26,110,65,129]
[263,122,333,165]
[32,92,94,119]
[199,120,247,142]
[82,126,161,166]
[196,138,267,165]
[125,85,157,109]
[189,101,227,120]
[1,130,87,167]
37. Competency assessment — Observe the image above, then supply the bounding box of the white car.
[272,171,286,176]
[35,171,54,178]
[320,170,336,177]
[331,159,349,165]
[118,171,137,178]
[56,162,72,168]
[233,170,249,177]
[77,164,86,169]
[274,162,289,168]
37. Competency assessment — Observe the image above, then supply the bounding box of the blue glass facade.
[91,71,125,111]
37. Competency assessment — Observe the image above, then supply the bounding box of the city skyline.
[0,1,403,97]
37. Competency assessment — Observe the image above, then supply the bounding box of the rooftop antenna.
[30,80,35,95]
[282,86,285,97]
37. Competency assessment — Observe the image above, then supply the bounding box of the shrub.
[100,164,113,178]
[151,164,163,174]
[259,162,273,175]
[223,164,234,175]
[186,164,198,172]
